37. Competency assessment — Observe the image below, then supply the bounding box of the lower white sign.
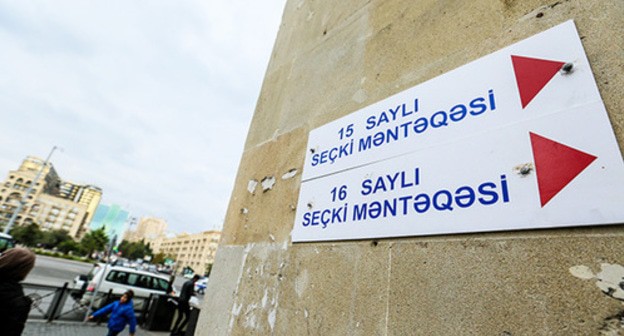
[293,102,624,242]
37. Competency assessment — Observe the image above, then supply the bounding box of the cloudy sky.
[0,1,286,235]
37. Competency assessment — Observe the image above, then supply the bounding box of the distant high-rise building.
[124,217,168,243]
[0,156,100,238]
[89,204,129,244]
[57,183,102,237]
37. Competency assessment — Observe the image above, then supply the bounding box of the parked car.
[80,265,174,309]
[194,277,208,295]
[0,233,15,253]
[73,263,104,291]
[157,265,173,274]
[111,257,130,267]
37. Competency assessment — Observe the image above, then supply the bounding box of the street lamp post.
[3,146,60,234]
[83,234,117,322]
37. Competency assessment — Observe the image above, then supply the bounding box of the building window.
[7,193,21,205]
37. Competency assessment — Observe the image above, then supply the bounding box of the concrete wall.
[197,1,624,334]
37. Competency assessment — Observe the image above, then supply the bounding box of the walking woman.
[89,290,137,336]
[0,247,37,336]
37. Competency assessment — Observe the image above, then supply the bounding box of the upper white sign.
[292,20,624,242]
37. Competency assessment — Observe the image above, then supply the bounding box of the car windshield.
[0,237,14,252]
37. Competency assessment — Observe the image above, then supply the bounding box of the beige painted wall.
[197,1,624,334]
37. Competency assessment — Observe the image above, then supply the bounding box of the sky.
[0,1,286,235]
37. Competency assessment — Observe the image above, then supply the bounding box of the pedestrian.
[170,274,200,336]
[0,247,37,336]
[89,290,137,336]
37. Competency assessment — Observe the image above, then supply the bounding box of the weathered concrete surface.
[221,127,306,246]
[196,245,247,334]
[198,0,624,335]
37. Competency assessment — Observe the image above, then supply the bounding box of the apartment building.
[0,156,101,239]
[154,230,221,275]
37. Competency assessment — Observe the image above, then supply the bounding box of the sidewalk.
[24,320,171,336]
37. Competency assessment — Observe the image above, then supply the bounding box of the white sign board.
[292,20,624,242]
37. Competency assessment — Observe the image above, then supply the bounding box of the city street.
[24,254,205,303]
[25,254,94,287]
[22,254,205,334]
[24,321,169,336]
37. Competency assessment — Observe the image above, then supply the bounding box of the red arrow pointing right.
[512,55,565,108]
[530,132,597,207]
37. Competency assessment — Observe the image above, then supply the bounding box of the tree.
[80,227,109,257]
[10,223,42,247]
[40,229,72,249]
[58,240,82,254]
[118,239,153,260]
[152,252,166,265]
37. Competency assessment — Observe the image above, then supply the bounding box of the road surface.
[25,254,94,287]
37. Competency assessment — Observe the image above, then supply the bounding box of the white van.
[81,264,173,309]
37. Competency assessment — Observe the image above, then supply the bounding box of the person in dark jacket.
[170,274,199,336]
[89,290,137,336]
[0,247,36,336]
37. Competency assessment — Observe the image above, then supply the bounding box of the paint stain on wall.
[248,179,259,194]
[295,268,309,298]
[261,176,276,192]
[281,169,298,180]
[570,263,624,300]
[570,263,624,335]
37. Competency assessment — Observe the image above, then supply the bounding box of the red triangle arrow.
[512,55,565,108]
[530,132,597,207]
